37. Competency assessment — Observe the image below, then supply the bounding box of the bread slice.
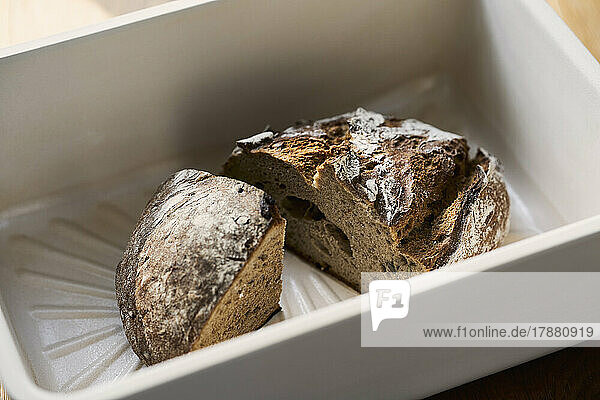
[115,169,286,365]
[224,108,510,291]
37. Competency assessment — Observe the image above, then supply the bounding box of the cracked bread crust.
[230,108,471,236]
[397,148,510,270]
[115,169,283,365]
[224,108,510,289]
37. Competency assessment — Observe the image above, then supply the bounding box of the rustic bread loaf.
[115,169,286,365]
[224,108,510,290]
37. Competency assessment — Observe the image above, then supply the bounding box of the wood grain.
[0,0,170,47]
[429,348,600,400]
[547,0,600,61]
[1,0,599,399]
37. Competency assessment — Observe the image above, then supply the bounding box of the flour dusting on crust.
[448,150,511,263]
[225,108,510,285]
[115,170,277,365]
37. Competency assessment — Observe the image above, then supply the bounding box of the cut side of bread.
[224,108,510,291]
[115,169,285,365]
[193,220,285,350]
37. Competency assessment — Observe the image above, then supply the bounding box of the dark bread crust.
[115,169,281,365]
[224,108,510,289]
[397,149,510,269]
[230,109,470,235]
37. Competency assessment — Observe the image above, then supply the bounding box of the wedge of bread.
[116,169,286,365]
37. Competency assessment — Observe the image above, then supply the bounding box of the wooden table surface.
[1,1,599,399]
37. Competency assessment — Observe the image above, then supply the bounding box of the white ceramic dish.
[1,0,599,399]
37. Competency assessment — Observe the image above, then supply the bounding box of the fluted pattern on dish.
[280,252,356,318]
[5,201,144,392]
[1,187,356,393]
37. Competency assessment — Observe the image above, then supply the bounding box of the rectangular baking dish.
[1,0,600,399]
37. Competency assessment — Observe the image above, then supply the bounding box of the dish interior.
[0,73,559,392]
